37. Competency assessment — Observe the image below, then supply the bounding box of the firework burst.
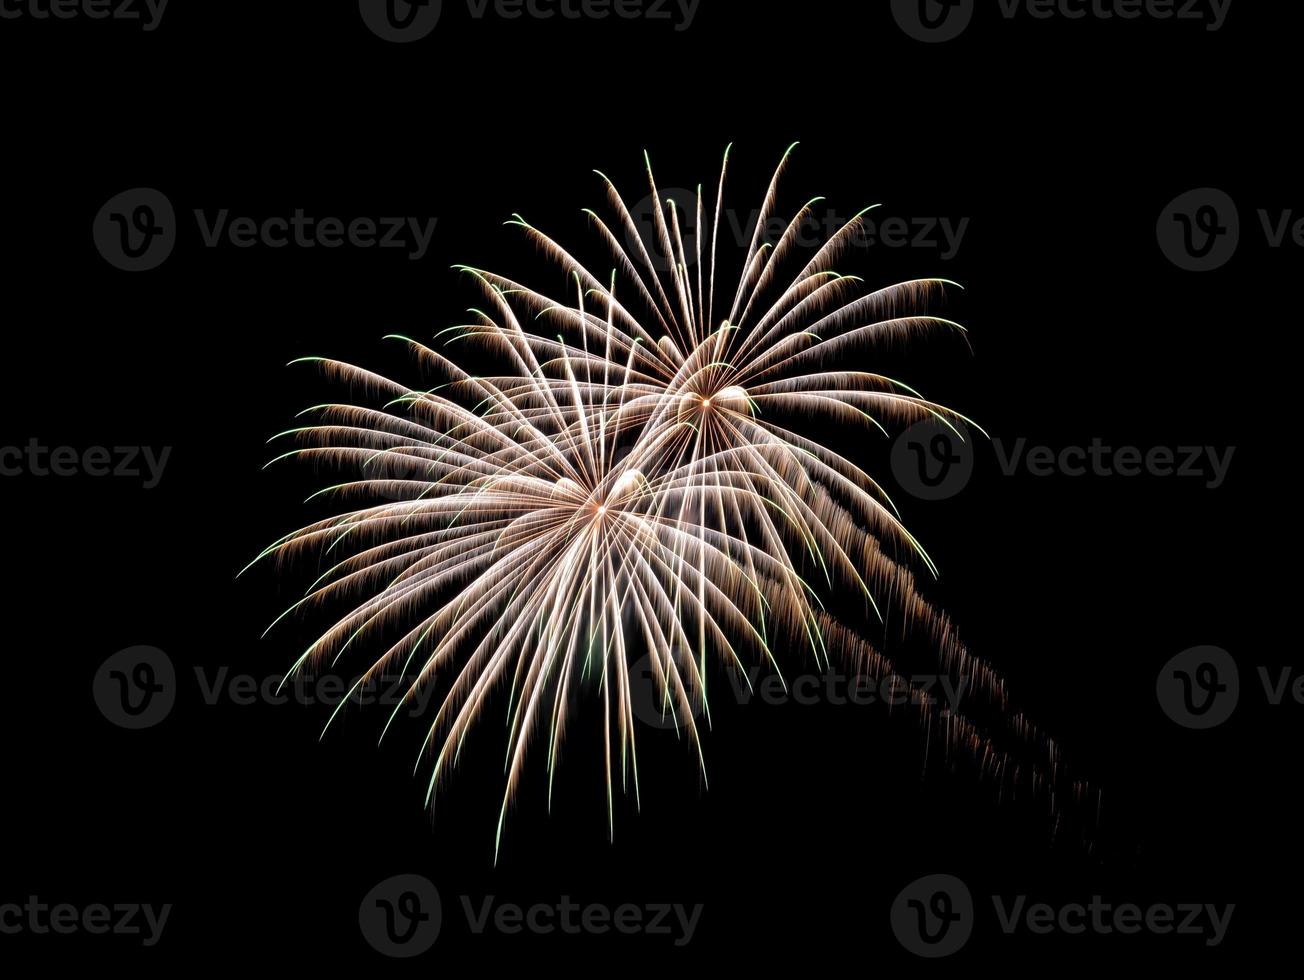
[249,145,1090,857]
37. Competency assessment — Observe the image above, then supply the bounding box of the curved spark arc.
[253,146,1087,858]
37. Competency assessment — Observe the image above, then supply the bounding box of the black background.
[0,0,1289,968]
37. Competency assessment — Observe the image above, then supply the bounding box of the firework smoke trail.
[249,145,1096,858]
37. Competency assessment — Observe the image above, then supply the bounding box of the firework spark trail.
[250,146,1094,858]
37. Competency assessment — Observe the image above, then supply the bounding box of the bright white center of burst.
[702,398,711,407]
[597,505,607,515]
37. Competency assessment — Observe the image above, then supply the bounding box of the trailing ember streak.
[250,146,1091,858]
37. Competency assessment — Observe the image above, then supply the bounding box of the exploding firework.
[249,145,1091,857]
